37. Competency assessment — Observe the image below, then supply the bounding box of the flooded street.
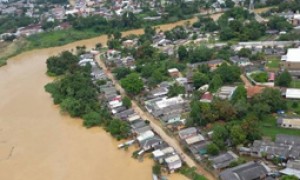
[0,22,191,180]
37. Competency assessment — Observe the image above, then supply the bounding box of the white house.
[165,154,182,172]
[285,88,300,99]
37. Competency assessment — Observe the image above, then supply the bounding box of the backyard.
[266,56,280,71]
[260,115,300,139]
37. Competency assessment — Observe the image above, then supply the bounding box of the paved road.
[95,55,215,180]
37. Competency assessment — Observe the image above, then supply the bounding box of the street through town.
[95,55,216,180]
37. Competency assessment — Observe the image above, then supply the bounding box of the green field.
[27,29,99,48]
[260,115,300,139]
[266,57,280,69]
[290,80,300,88]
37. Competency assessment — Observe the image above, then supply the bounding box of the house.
[280,160,300,179]
[215,86,237,100]
[268,72,275,82]
[200,92,213,103]
[178,127,198,140]
[277,117,300,129]
[168,68,180,78]
[219,161,271,180]
[140,136,163,151]
[184,134,205,146]
[175,77,188,86]
[164,154,182,172]
[115,109,135,120]
[161,113,181,124]
[230,56,252,67]
[137,130,155,143]
[209,151,239,169]
[281,48,300,74]
[131,119,151,135]
[149,87,169,98]
[127,114,141,122]
[292,14,300,26]
[250,134,300,160]
[246,86,264,98]
[284,88,300,99]
[152,146,175,163]
[106,49,121,64]
[147,96,186,115]
[207,59,224,70]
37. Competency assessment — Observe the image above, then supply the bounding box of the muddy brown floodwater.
[0,19,196,180]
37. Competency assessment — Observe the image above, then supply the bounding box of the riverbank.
[0,39,188,180]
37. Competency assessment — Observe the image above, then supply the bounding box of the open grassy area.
[260,115,300,139]
[290,79,300,88]
[266,56,280,70]
[27,29,99,48]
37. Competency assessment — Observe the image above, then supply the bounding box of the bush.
[207,143,220,156]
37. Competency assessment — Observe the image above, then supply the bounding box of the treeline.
[0,16,34,34]
[189,86,287,153]
[45,51,130,140]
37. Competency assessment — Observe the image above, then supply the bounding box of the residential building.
[209,151,239,169]
[280,160,300,179]
[246,86,264,98]
[215,86,237,100]
[161,113,181,124]
[284,88,300,99]
[219,161,271,180]
[178,127,198,140]
[168,68,180,78]
[200,92,213,103]
[184,134,205,146]
[230,56,252,67]
[140,136,163,151]
[281,48,300,74]
[277,117,300,129]
[164,154,182,172]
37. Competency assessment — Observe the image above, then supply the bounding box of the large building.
[281,48,300,75]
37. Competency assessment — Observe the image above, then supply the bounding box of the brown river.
[0,20,199,180]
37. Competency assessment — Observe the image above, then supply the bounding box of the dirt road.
[95,56,215,180]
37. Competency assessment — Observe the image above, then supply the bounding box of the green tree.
[207,143,220,156]
[276,70,292,87]
[120,73,144,95]
[253,88,287,112]
[238,48,252,58]
[122,96,132,109]
[106,119,131,140]
[112,67,131,80]
[281,175,299,180]
[83,111,102,128]
[193,72,209,89]
[209,74,223,93]
[168,84,185,97]
[178,45,188,61]
[268,16,293,32]
[242,114,262,142]
[212,125,229,150]
[230,125,246,146]
[152,163,161,176]
[225,0,235,8]
[213,99,236,121]
[231,85,247,104]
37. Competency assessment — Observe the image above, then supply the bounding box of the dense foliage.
[45,51,130,139]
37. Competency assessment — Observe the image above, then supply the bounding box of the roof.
[178,127,197,139]
[210,151,239,169]
[219,161,270,180]
[200,92,213,103]
[280,168,300,179]
[168,68,179,73]
[285,48,300,62]
[155,96,184,109]
[150,87,169,97]
[185,134,205,145]
[286,88,300,99]
[278,117,300,127]
[137,130,155,142]
[165,154,181,163]
[140,136,162,148]
[276,134,300,146]
[215,86,237,99]
[268,72,275,81]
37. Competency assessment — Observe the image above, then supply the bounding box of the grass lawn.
[260,115,300,140]
[290,79,300,88]
[266,56,280,69]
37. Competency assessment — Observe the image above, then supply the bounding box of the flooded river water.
[0,20,195,180]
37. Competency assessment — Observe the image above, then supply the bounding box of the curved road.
[95,56,215,180]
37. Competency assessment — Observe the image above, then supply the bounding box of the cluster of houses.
[80,50,185,173]
[104,49,136,69]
